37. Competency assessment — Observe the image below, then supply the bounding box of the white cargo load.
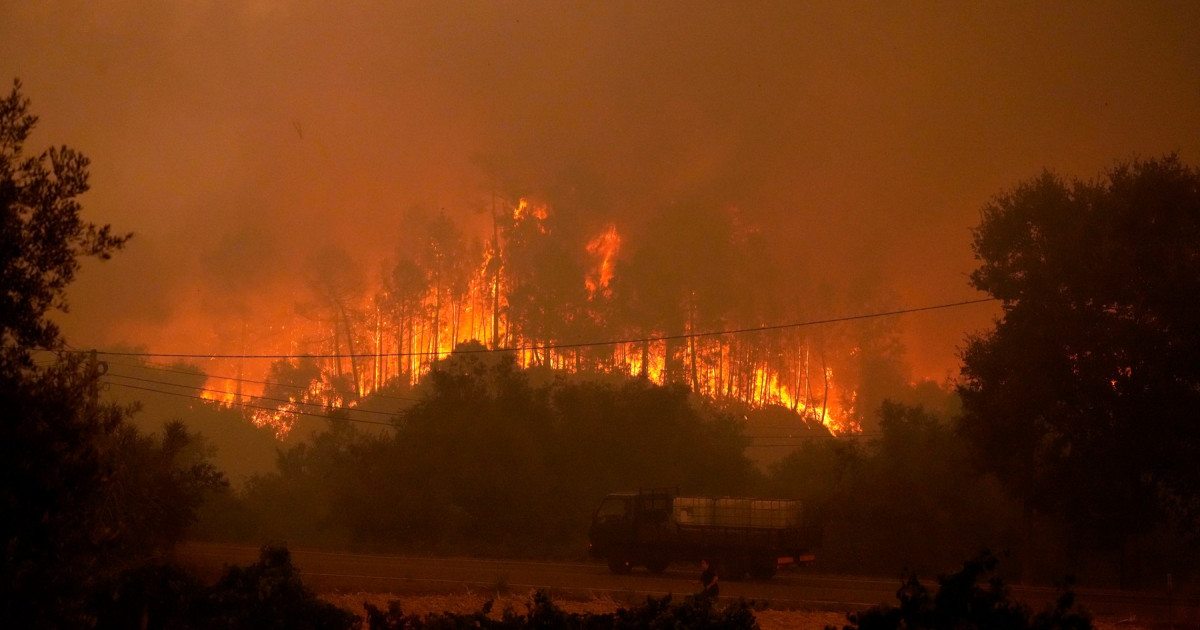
[672,496,802,529]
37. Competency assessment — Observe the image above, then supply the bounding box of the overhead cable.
[102,381,399,428]
[103,359,424,404]
[103,372,402,419]
[84,297,997,360]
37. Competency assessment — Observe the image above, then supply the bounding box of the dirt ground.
[322,591,1161,630]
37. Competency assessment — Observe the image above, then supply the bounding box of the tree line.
[285,178,908,435]
[1,80,226,628]
[4,76,1200,628]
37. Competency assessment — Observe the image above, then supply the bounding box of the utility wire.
[102,381,398,428]
[106,371,880,437]
[101,378,888,439]
[103,359,424,404]
[746,433,882,441]
[103,373,403,419]
[83,298,997,360]
[103,380,872,440]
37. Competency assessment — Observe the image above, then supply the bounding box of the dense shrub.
[94,545,360,630]
[836,551,1091,630]
[228,352,759,556]
[365,590,761,630]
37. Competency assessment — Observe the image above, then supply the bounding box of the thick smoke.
[3,1,1198,381]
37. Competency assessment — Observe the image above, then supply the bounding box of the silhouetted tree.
[0,79,129,370]
[1,79,230,628]
[301,244,366,397]
[842,551,1091,630]
[241,350,759,555]
[384,256,429,381]
[418,210,465,358]
[767,401,1019,575]
[958,155,1200,581]
[104,421,227,557]
[0,78,130,627]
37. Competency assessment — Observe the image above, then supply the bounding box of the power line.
[102,381,398,428]
[104,381,875,441]
[103,373,404,419]
[745,434,882,443]
[109,372,884,438]
[84,297,997,360]
[102,359,424,404]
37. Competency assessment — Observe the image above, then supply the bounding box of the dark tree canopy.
[958,155,1200,547]
[0,79,129,370]
[1,79,222,628]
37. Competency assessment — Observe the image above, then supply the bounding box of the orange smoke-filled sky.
[4,1,1198,382]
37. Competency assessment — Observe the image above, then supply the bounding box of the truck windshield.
[595,497,629,519]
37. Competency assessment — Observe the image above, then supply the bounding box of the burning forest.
[186,196,880,438]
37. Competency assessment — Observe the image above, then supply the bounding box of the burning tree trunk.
[687,296,699,393]
[303,244,366,398]
[490,190,503,350]
[820,353,829,426]
[336,303,361,398]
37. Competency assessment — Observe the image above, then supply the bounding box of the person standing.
[697,559,719,600]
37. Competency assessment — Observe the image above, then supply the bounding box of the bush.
[94,544,360,630]
[836,551,1091,630]
[364,590,762,630]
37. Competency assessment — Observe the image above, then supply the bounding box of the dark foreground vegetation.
[3,76,1198,627]
[94,544,1092,630]
[840,552,1092,630]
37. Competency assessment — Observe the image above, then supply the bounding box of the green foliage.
[231,351,758,556]
[959,155,1200,552]
[839,552,1091,630]
[2,357,228,627]
[1,354,127,628]
[767,401,1021,575]
[0,79,129,371]
[365,590,761,630]
[102,421,228,560]
[0,79,225,628]
[0,79,131,628]
[200,545,360,630]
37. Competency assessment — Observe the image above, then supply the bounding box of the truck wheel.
[645,555,670,574]
[607,556,633,574]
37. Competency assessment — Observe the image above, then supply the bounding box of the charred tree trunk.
[337,303,361,398]
[329,316,344,385]
[803,344,812,415]
[639,339,650,378]
[491,190,502,350]
[793,342,804,413]
[820,353,829,426]
[431,271,442,364]
[688,297,699,393]
[374,304,383,391]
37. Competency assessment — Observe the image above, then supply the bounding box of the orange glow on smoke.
[168,200,857,439]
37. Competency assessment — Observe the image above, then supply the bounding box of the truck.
[587,488,817,580]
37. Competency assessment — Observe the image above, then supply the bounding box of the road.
[175,542,1200,625]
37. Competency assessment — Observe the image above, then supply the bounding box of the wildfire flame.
[513,198,548,225]
[585,224,620,299]
[189,198,857,438]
